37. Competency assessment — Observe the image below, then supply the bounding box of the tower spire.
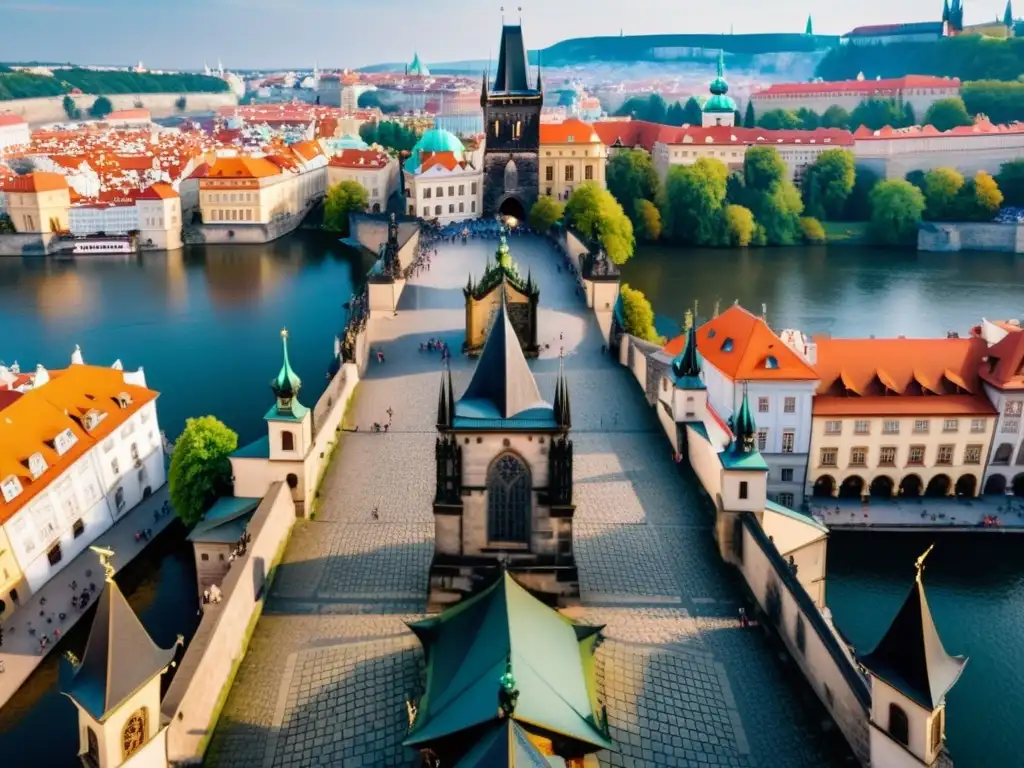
[733,383,757,453]
[270,328,303,416]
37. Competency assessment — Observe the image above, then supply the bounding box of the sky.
[0,0,1015,70]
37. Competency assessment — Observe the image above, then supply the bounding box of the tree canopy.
[820,105,851,129]
[528,196,564,233]
[633,199,662,242]
[88,96,113,119]
[869,180,926,246]
[922,97,973,131]
[62,94,80,120]
[801,148,856,220]
[0,68,229,101]
[607,149,660,214]
[660,158,729,245]
[849,98,914,131]
[956,170,1003,221]
[323,180,369,234]
[359,120,418,151]
[681,97,704,126]
[922,167,965,220]
[743,101,756,128]
[619,283,662,343]
[996,158,1024,206]
[724,204,756,246]
[168,416,238,527]
[962,80,1024,124]
[565,183,635,264]
[756,108,801,130]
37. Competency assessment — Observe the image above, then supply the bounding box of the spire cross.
[90,545,116,583]
[915,544,935,580]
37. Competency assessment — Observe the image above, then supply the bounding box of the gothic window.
[122,707,148,759]
[487,453,531,544]
[504,160,518,193]
[888,703,909,746]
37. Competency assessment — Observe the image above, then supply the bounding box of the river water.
[0,237,1020,765]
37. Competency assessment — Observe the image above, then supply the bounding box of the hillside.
[816,36,1024,81]
[0,68,230,101]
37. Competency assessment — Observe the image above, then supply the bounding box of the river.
[0,237,1020,766]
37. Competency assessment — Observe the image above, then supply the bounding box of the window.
[879,447,897,466]
[585,164,593,180]
[943,418,959,433]
[487,454,531,543]
[913,419,930,434]
[888,704,910,747]
[820,448,837,467]
[47,543,62,567]
[777,492,794,507]
[757,429,768,452]
[115,486,124,510]
[908,445,926,465]
[424,187,431,199]
[471,201,476,213]
[545,166,554,181]
[758,397,769,413]
[782,430,795,453]
[964,444,983,465]
[436,186,443,197]
[458,184,464,195]
[471,182,478,194]
[111,458,120,476]
[795,615,806,654]
[434,205,442,216]
[286,473,299,489]
[422,206,429,216]
[459,202,464,213]
[970,418,986,434]
[1002,420,1020,434]
[936,444,954,465]
[825,421,842,435]
[883,420,900,434]
[565,165,574,181]
[854,420,870,435]
[72,518,85,538]
[1004,400,1023,417]
[784,397,796,413]
[122,707,148,760]
[281,431,294,451]
[130,442,140,462]
[739,481,748,499]
[781,468,794,482]
[850,447,867,467]
[201,552,209,561]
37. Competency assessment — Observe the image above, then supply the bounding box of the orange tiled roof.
[980,331,1024,391]
[106,108,151,121]
[0,365,159,525]
[664,305,819,381]
[329,148,390,169]
[592,119,854,152]
[9,172,69,193]
[420,151,461,172]
[540,118,601,144]
[0,113,27,127]
[138,182,179,200]
[206,156,282,179]
[290,140,323,161]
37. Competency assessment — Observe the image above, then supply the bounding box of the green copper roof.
[409,51,430,77]
[671,325,705,390]
[454,720,551,768]
[410,128,464,157]
[704,94,737,114]
[404,571,611,752]
[720,391,764,469]
[271,329,302,399]
[187,496,261,543]
[704,50,735,113]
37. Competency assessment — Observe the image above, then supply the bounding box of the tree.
[323,180,369,234]
[358,121,378,146]
[619,283,662,343]
[666,101,685,126]
[996,158,1024,206]
[175,95,187,112]
[565,183,635,264]
[801,148,856,220]
[845,167,880,220]
[633,199,662,241]
[607,149,660,216]
[528,196,564,232]
[757,109,800,130]
[799,216,827,243]
[646,93,668,124]
[1005,0,1014,27]
[923,97,973,131]
[956,170,1003,220]
[661,158,729,245]
[820,105,851,129]
[743,146,788,192]
[88,95,113,119]
[850,98,908,130]
[168,416,238,527]
[743,101,756,128]
[795,108,820,130]
[62,94,80,120]
[749,182,804,245]
[869,180,926,246]
[0,213,15,234]
[923,167,965,220]
[724,204,756,246]
[905,170,927,191]
[681,97,703,126]
[963,80,1024,124]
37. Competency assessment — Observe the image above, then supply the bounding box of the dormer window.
[1,475,23,503]
[721,338,734,352]
[117,392,133,409]
[707,329,717,339]
[764,355,779,369]
[83,409,106,432]
[53,428,78,456]
[27,452,48,479]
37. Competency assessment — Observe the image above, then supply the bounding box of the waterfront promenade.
[0,484,174,709]
[812,496,1024,532]
[207,235,846,767]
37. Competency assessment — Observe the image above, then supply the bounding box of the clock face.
[122,710,147,758]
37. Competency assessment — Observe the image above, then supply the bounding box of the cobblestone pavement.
[207,234,847,768]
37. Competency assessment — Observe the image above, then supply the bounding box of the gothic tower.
[481,24,543,220]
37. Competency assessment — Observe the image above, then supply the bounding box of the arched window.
[504,160,518,193]
[487,453,531,544]
[888,703,910,746]
[993,443,1013,464]
[122,707,148,759]
[286,473,298,489]
[281,431,294,452]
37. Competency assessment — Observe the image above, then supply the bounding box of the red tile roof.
[593,119,854,152]
[9,171,69,193]
[754,75,959,98]
[206,156,282,179]
[854,119,1024,140]
[138,182,179,200]
[540,118,601,144]
[328,148,390,169]
[980,331,1024,391]
[0,113,27,127]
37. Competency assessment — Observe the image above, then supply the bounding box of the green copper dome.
[271,328,302,400]
[405,128,466,172]
[704,50,736,114]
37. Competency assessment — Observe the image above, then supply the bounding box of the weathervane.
[90,545,116,583]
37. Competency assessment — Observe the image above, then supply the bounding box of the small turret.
[271,328,303,416]
[671,324,704,388]
[733,387,758,454]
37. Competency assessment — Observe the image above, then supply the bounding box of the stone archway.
[1014,473,1024,497]
[870,475,895,498]
[925,474,952,498]
[498,195,526,222]
[984,474,1008,495]
[839,475,865,499]
[955,474,977,498]
[812,475,836,498]
[900,474,923,498]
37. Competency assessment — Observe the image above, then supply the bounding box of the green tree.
[646,93,668,124]
[996,158,1024,206]
[724,204,756,246]
[88,95,113,119]
[923,97,973,131]
[850,98,907,130]
[0,213,15,234]
[681,97,704,126]
[902,101,916,127]
[660,158,729,245]
[748,182,805,245]
[565,183,636,264]
[1005,0,1014,27]
[607,149,660,215]
[666,101,685,126]
[799,216,827,243]
[358,121,379,146]
[743,145,788,192]
[633,198,662,242]
[845,167,880,220]
[795,108,820,130]
[820,105,851,129]
[168,416,238,527]
[956,170,1003,220]
[869,180,926,246]
[62,94,80,120]
[905,170,927,191]
[963,80,1024,124]
[323,180,369,234]
[801,148,856,220]
[757,109,800,130]
[743,100,756,128]
[923,167,965,220]
[528,196,564,232]
[175,95,187,112]
[619,283,662,343]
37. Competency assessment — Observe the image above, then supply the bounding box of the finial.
[90,545,116,583]
[498,651,519,715]
[281,327,289,340]
[915,544,935,580]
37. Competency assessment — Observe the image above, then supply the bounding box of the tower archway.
[498,196,526,223]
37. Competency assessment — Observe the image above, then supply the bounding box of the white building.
[978,327,1024,495]
[0,353,165,612]
[751,75,960,120]
[327,147,398,214]
[402,128,483,225]
[0,113,31,154]
[136,182,183,250]
[69,200,139,235]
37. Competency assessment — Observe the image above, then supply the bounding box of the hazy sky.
[0,0,1014,70]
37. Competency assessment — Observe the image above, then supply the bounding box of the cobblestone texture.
[207,235,845,768]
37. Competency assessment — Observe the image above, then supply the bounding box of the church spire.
[671,324,704,387]
[1005,0,1014,26]
[480,68,489,107]
[536,52,543,92]
[805,13,813,35]
[733,385,757,453]
[436,368,449,429]
[270,328,303,416]
[554,350,571,429]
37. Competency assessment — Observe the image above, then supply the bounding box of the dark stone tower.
[481,24,543,220]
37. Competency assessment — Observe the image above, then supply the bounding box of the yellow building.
[807,337,998,500]
[7,172,71,234]
[538,118,607,201]
[0,524,27,621]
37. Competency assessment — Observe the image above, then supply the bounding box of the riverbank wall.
[0,232,59,256]
[185,199,322,247]
[918,221,1024,253]
[0,92,237,125]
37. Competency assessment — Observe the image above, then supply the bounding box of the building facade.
[538,118,607,201]
[327,147,398,214]
[7,172,71,233]
[841,21,949,45]
[0,113,30,153]
[402,128,483,225]
[136,182,183,250]
[751,75,960,120]
[978,328,1024,495]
